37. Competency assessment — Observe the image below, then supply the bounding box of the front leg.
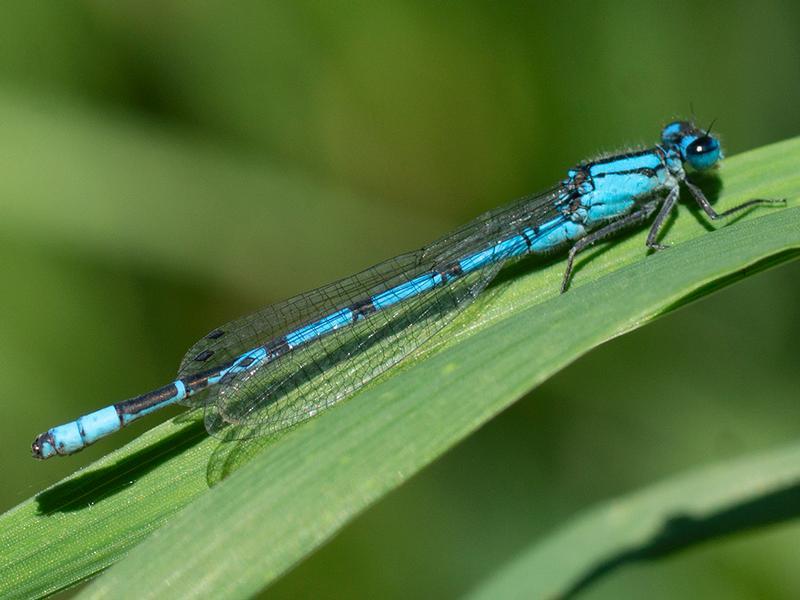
[561,200,661,293]
[684,179,785,220]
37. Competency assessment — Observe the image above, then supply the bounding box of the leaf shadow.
[564,481,800,598]
[205,426,296,485]
[34,418,208,515]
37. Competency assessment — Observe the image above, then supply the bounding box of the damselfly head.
[661,120,722,170]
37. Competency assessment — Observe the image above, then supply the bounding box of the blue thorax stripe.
[588,150,663,176]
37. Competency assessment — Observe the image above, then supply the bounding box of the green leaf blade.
[0,137,797,598]
[468,441,800,600]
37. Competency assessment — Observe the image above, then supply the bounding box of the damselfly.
[32,120,782,459]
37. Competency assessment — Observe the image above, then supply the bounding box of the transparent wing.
[198,181,571,440]
[204,234,527,440]
[177,252,420,381]
[177,184,566,385]
[176,183,569,443]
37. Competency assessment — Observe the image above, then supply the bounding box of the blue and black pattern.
[31,121,782,459]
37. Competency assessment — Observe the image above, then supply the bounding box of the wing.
[177,184,566,384]
[198,185,568,440]
[177,252,421,382]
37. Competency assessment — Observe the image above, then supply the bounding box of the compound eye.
[686,135,721,170]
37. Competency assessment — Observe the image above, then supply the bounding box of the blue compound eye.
[685,135,721,170]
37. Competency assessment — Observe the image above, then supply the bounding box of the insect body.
[31,121,781,459]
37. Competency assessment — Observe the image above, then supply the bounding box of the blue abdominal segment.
[372,274,443,310]
[33,381,188,458]
[286,308,354,347]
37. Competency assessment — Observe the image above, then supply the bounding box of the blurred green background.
[1,1,799,598]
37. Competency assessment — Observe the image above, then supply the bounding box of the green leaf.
[0,137,798,599]
[467,441,800,599]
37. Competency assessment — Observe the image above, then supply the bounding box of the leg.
[561,200,660,293]
[646,185,680,250]
[684,179,786,220]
